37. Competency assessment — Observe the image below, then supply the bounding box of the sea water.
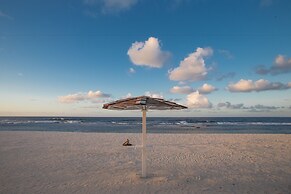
[0,117,291,134]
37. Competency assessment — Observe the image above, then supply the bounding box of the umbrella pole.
[141,108,147,178]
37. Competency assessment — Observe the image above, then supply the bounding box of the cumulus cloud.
[127,37,170,68]
[88,90,110,98]
[198,83,217,94]
[256,55,291,75]
[84,0,138,14]
[187,91,212,108]
[216,72,235,81]
[59,90,110,103]
[170,86,194,94]
[170,83,217,95]
[144,91,163,98]
[227,79,291,93]
[168,47,213,82]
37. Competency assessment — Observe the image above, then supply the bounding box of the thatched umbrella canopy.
[103,96,187,178]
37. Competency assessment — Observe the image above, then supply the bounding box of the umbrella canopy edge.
[103,96,187,110]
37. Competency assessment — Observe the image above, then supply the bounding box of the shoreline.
[1,131,291,193]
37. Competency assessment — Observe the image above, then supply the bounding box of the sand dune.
[0,131,290,193]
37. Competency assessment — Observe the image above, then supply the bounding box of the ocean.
[0,117,291,134]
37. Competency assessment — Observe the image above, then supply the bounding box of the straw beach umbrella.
[103,96,187,178]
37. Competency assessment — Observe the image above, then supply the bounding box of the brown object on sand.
[123,139,132,146]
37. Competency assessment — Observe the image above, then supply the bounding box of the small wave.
[0,119,83,125]
[50,118,83,124]
[0,120,59,124]
[217,122,291,126]
[33,121,59,124]
[51,117,65,121]
[111,122,129,125]
[64,120,82,124]
[175,121,189,125]
[159,122,174,125]
[0,121,26,125]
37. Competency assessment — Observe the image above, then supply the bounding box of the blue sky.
[0,0,291,116]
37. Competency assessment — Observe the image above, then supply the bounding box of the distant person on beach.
[123,139,132,146]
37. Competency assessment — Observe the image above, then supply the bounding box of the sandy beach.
[0,131,290,194]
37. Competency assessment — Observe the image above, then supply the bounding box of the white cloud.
[227,79,291,92]
[0,11,13,20]
[129,67,136,74]
[227,79,254,92]
[127,37,170,68]
[170,83,217,95]
[84,0,138,14]
[198,83,217,94]
[144,91,163,98]
[59,90,110,103]
[256,54,291,75]
[168,47,213,82]
[170,86,194,94]
[275,55,286,65]
[87,90,110,98]
[186,91,212,108]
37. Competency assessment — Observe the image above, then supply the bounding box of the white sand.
[0,131,291,194]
